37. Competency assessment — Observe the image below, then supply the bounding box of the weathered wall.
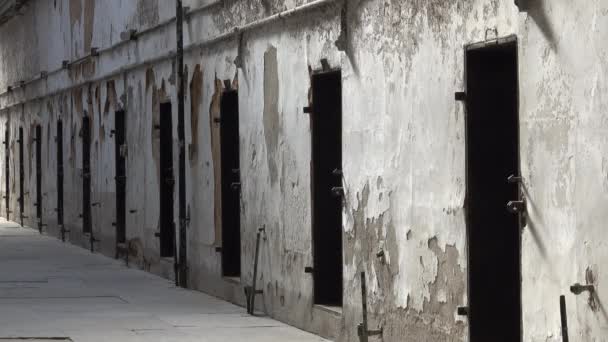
[0,0,606,341]
[520,1,608,340]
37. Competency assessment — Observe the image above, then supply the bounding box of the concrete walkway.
[0,219,328,342]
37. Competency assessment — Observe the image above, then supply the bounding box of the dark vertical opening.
[35,124,42,230]
[159,102,175,258]
[4,128,9,220]
[82,116,91,234]
[220,90,241,277]
[18,127,23,226]
[56,120,64,236]
[311,70,343,307]
[466,40,521,342]
[114,110,126,244]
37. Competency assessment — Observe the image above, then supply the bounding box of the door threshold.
[223,276,241,284]
[314,304,342,317]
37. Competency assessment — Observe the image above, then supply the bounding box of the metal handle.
[507,200,525,214]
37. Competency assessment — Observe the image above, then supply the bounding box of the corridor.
[0,219,328,342]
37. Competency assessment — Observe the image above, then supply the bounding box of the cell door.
[18,127,23,226]
[465,38,522,342]
[311,70,343,307]
[35,125,42,232]
[82,116,92,235]
[4,128,9,220]
[57,120,65,241]
[159,102,175,258]
[114,110,126,246]
[219,90,241,277]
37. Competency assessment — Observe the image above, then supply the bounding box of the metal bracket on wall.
[245,225,265,315]
[570,283,595,295]
[357,272,382,342]
[455,92,467,102]
[457,306,469,316]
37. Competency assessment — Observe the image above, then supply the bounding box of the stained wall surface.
[0,1,606,341]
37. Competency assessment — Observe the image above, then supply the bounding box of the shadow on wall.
[521,184,548,259]
[519,0,558,51]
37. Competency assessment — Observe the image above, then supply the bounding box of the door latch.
[331,186,344,198]
[231,182,241,191]
[507,199,526,214]
[507,174,523,184]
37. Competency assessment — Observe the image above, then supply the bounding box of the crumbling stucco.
[0,1,606,342]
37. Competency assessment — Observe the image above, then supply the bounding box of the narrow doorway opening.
[159,102,175,258]
[219,90,241,277]
[57,120,64,240]
[311,70,343,307]
[4,128,9,220]
[35,124,42,232]
[465,39,521,342]
[18,127,24,226]
[82,116,91,234]
[114,110,126,246]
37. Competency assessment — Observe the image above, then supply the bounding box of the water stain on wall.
[189,64,203,162]
[263,46,280,186]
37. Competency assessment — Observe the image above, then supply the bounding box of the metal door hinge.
[457,306,469,316]
[455,92,467,102]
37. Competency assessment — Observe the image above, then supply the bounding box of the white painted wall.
[0,0,605,341]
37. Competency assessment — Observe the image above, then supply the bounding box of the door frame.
[463,34,523,342]
[308,66,344,306]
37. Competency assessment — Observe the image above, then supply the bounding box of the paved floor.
[0,219,328,342]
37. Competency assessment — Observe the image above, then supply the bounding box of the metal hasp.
[357,272,383,342]
[245,226,265,315]
[175,0,188,289]
[506,174,526,214]
[570,283,595,295]
[560,295,569,342]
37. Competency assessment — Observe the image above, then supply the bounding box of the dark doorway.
[159,102,175,258]
[35,124,42,232]
[311,70,343,307]
[82,116,91,234]
[465,39,521,342]
[57,120,65,241]
[219,90,241,277]
[4,127,9,220]
[114,110,126,246]
[18,127,23,226]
